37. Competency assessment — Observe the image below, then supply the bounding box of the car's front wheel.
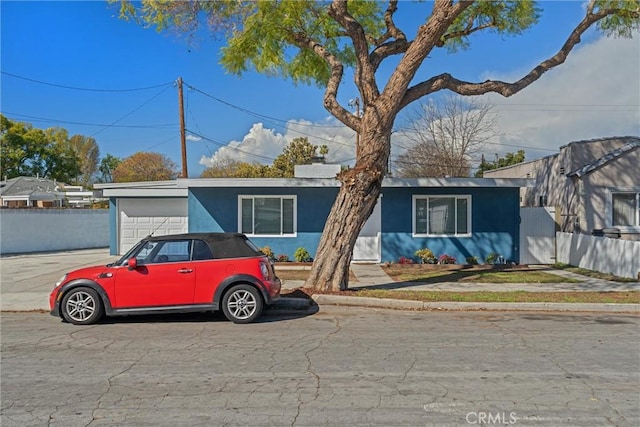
[61,287,104,325]
[222,284,263,324]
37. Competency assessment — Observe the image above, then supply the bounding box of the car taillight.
[259,262,270,280]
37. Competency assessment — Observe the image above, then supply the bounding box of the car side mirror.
[127,257,138,270]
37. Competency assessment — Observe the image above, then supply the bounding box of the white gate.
[352,198,381,262]
[519,207,556,264]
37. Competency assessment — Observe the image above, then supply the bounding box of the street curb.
[272,297,312,310]
[311,294,640,313]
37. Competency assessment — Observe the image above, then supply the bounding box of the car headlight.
[55,274,67,289]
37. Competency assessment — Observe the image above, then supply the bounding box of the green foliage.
[485,252,500,265]
[0,114,80,183]
[294,247,312,263]
[98,154,122,183]
[475,150,525,177]
[415,248,436,264]
[594,0,640,37]
[466,256,479,265]
[272,137,318,177]
[201,137,324,178]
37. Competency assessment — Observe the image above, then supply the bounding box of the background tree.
[475,150,526,177]
[97,154,122,183]
[201,137,325,178]
[119,0,639,292]
[69,135,100,187]
[112,152,178,183]
[396,96,498,178]
[271,137,319,177]
[0,115,80,183]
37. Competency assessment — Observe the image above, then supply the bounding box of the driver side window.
[135,240,192,264]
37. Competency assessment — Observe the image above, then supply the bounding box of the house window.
[413,195,471,236]
[612,192,639,226]
[239,196,296,236]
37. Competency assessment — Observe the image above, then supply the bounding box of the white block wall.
[0,209,109,255]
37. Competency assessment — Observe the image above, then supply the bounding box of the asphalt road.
[1,307,638,427]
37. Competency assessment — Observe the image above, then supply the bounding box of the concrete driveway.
[1,248,118,311]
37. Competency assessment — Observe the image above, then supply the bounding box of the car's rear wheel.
[61,287,103,325]
[222,284,263,324]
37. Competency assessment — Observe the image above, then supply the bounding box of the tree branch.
[328,0,379,105]
[400,5,638,109]
[289,31,359,131]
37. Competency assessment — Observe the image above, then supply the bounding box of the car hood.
[65,264,117,281]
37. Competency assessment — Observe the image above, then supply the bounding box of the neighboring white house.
[0,176,100,208]
[484,136,640,240]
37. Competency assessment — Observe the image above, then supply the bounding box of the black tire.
[221,284,263,324]
[61,287,104,325]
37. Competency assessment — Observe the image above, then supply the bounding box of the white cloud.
[482,33,640,159]
[186,134,202,141]
[199,119,358,168]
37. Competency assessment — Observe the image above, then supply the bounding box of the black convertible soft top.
[145,233,263,259]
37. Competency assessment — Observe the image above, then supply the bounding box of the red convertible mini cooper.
[50,233,281,325]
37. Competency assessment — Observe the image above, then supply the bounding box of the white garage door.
[118,198,188,255]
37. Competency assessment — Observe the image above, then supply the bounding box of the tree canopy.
[475,150,526,177]
[117,0,639,292]
[1,114,80,183]
[201,137,326,178]
[113,152,179,183]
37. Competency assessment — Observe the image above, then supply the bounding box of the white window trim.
[608,187,640,232]
[412,194,472,237]
[238,195,297,237]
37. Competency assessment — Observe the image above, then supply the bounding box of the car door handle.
[178,268,193,274]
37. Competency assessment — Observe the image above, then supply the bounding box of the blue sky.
[2,1,639,178]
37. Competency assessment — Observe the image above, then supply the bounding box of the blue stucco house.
[98,173,531,264]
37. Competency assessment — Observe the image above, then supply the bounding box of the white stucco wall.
[0,209,109,255]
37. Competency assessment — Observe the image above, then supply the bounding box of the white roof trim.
[97,177,533,193]
[177,178,341,188]
[101,188,188,197]
[94,180,179,189]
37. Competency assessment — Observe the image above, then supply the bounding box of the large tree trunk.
[304,117,392,292]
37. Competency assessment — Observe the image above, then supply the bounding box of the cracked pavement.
[1,308,638,426]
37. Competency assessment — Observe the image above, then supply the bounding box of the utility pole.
[177,77,188,178]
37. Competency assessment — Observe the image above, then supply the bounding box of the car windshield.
[109,240,147,267]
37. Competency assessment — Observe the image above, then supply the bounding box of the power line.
[90,85,174,137]
[1,71,174,92]
[3,112,176,129]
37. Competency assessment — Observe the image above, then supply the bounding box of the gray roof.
[0,176,65,200]
[567,140,640,178]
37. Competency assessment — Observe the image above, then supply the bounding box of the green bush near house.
[294,247,312,263]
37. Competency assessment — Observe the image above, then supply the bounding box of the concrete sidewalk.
[1,249,638,313]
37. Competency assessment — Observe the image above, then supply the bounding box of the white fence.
[556,232,640,280]
[0,209,109,255]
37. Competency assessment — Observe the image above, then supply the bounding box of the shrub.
[438,254,456,264]
[398,256,414,265]
[276,254,290,262]
[485,252,499,264]
[415,248,436,264]
[261,246,276,261]
[294,247,312,263]
[465,256,479,265]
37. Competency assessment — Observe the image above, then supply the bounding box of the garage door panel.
[118,199,188,255]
